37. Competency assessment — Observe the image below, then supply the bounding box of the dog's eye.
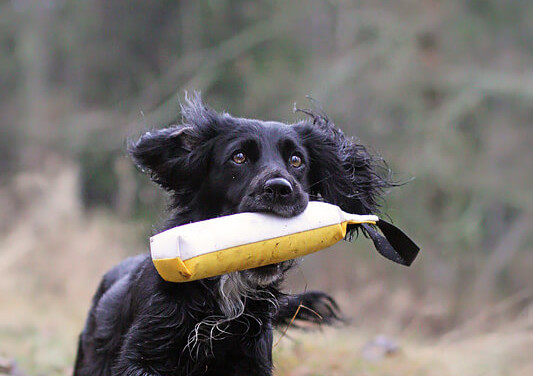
[289,154,303,168]
[232,152,247,164]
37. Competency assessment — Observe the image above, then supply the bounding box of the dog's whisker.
[307,173,334,189]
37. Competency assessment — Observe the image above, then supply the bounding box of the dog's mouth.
[254,263,281,275]
[237,191,309,218]
[236,200,304,285]
[235,178,308,285]
[242,260,295,286]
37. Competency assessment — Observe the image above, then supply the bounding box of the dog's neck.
[160,196,286,323]
[216,273,281,319]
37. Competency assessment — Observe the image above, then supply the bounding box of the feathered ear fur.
[293,107,392,216]
[128,94,221,199]
[128,126,195,190]
[293,107,420,266]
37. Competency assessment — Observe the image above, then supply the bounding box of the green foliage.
[78,143,119,209]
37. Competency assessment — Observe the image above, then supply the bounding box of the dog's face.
[130,96,390,287]
[196,121,316,285]
[205,122,310,218]
[196,121,314,286]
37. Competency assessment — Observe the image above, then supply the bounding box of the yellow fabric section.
[153,255,193,279]
[152,219,375,283]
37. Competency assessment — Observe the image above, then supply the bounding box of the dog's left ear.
[294,111,389,215]
[294,110,420,266]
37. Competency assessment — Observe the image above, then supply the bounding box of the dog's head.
[129,95,390,288]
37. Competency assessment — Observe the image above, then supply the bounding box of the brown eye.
[232,152,247,164]
[289,154,302,168]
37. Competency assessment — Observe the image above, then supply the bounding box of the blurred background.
[0,0,531,375]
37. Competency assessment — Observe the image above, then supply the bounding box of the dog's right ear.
[128,126,198,191]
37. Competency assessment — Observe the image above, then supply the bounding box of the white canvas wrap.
[150,201,378,261]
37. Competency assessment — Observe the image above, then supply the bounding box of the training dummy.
[150,201,419,282]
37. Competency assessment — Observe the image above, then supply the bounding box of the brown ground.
[1,164,531,376]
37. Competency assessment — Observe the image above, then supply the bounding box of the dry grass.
[1,163,531,375]
[2,293,531,376]
[0,162,144,375]
[274,325,533,376]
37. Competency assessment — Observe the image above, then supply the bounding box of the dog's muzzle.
[238,172,308,218]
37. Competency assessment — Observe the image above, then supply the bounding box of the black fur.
[74,94,392,376]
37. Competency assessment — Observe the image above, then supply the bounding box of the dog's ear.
[129,94,224,196]
[294,109,420,266]
[294,110,391,215]
[128,125,200,191]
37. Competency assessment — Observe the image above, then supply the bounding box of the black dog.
[74,95,417,376]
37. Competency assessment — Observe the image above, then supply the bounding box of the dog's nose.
[264,177,293,196]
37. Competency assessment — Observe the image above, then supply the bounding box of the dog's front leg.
[234,327,274,376]
[111,338,163,376]
[206,323,274,376]
[109,308,193,376]
[274,291,342,327]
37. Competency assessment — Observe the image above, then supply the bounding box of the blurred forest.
[0,0,531,375]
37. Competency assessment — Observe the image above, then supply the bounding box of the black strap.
[358,220,420,266]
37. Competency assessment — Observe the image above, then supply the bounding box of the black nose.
[264,177,293,196]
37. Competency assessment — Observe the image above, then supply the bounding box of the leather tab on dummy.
[360,221,420,266]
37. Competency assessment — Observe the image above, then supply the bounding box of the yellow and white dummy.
[150,201,419,283]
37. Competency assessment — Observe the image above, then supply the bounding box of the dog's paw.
[275,291,345,328]
[296,291,343,326]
